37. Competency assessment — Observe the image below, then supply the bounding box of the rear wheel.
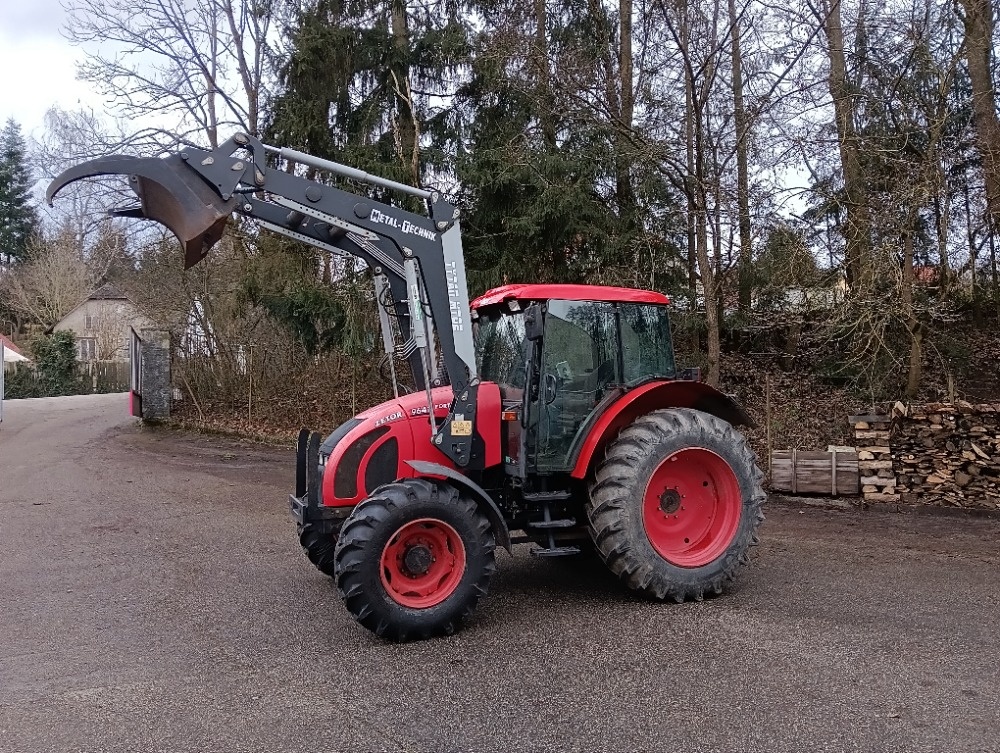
[334,478,496,641]
[587,408,765,601]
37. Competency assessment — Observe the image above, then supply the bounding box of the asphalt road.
[1,393,999,753]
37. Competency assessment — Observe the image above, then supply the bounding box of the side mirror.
[524,303,544,341]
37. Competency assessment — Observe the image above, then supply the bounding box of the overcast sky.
[0,1,109,140]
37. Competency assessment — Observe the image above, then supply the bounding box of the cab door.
[531,300,619,472]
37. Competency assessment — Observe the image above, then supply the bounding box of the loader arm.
[47,133,484,468]
[242,196,431,392]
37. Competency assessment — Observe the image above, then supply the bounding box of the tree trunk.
[696,197,722,386]
[616,0,636,224]
[693,78,720,385]
[822,0,870,287]
[729,0,752,312]
[957,0,1000,229]
[205,6,220,148]
[934,189,951,290]
[534,0,556,150]
[680,0,698,352]
[391,0,418,186]
[902,222,922,397]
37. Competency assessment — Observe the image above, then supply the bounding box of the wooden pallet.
[771,449,860,496]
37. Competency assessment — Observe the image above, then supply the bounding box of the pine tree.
[267,0,470,191]
[0,119,38,264]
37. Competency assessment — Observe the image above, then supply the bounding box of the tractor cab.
[472,284,676,475]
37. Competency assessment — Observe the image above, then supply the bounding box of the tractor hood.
[46,153,238,270]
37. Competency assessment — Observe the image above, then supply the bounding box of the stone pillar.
[140,328,171,422]
[851,413,898,503]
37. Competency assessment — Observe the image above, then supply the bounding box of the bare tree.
[91,304,131,360]
[65,0,276,149]
[816,0,872,287]
[29,108,140,253]
[0,231,95,328]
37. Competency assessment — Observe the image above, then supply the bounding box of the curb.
[769,493,1000,520]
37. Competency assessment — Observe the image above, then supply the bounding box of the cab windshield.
[474,309,527,388]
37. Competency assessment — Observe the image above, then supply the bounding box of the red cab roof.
[471,284,670,309]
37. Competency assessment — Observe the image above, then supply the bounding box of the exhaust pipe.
[47,153,238,269]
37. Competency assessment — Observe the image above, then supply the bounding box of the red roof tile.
[0,333,24,356]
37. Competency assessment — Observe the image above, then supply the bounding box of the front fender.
[405,460,511,553]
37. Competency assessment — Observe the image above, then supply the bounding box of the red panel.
[129,390,142,418]
[476,382,503,467]
[322,383,504,507]
[322,415,417,508]
[569,380,742,479]
[471,284,670,309]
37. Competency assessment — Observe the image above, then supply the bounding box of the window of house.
[85,313,95,330]
[78,338,97,362]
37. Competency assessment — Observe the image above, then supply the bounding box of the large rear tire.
[587,408,765,601]
[334,478,496,641]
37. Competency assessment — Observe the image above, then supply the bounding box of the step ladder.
[523,491,581,557]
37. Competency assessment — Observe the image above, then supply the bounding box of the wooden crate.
[770,450,859,496]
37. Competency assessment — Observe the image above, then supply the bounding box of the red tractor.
[49,134,765,641]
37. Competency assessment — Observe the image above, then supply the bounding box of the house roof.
[46,282,157,334]
[0,333,24,356]
[1,334,28,362]
[88,282,129,300]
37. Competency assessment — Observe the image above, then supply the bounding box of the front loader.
[49,134,766,642]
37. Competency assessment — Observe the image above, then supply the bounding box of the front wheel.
[297,522,338,578]
[587,408,765,601]
[334,478,496,641]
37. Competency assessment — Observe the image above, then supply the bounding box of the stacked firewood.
[892,402,1000,509]
[852,414,898,503]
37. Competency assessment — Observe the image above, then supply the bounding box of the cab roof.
[470,284,670,310]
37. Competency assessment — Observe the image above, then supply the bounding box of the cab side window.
[535,300,618,470]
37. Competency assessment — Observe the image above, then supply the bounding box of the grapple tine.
[47,153,239,269]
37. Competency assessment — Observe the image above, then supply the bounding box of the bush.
[33,331,81,396]
[3,362,41,399]
[3,332,87,398]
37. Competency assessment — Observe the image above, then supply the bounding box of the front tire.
[587,408,765,601]
[334,478,496,641]
[297,522,338,578]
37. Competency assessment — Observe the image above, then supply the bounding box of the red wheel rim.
[642,447,742,567]
[379,518,467,608]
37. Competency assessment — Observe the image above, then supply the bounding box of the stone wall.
[139,328,171,422]
[890,403,1000,509]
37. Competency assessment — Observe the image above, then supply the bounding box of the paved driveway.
[1,394,999,752]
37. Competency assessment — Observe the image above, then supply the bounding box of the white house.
[49,283,158,362]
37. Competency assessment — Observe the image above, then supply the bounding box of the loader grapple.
[46,153,238,269]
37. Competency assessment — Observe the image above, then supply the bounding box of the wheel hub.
[379,518,467,609]
[659,488,682,515]
[403,544,433,575]
[642,447,742,568]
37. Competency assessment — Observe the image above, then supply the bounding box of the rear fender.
[569,380,754,479]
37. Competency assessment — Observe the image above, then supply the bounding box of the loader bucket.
[47,154,238,269]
